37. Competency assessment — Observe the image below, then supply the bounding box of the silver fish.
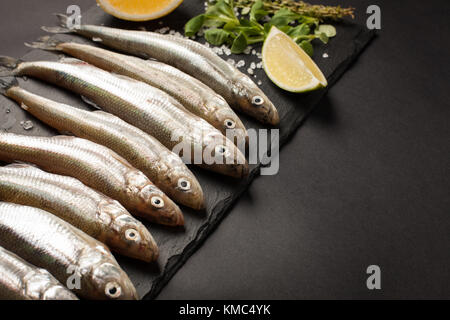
[4,85,205,210]
[0,132,184,226]
[0,245,78,300]
[0,164,159,262]
[0,202,138,300]
[44,15,280,125]
[0,57,248,178]
[27,38,248,144]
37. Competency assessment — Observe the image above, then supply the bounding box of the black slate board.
[0,1,375,299]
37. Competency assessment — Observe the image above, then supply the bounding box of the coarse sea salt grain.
[236,60,245,68]
[322,53,329,58]
[257,80,263,86]
[250,62,256,69]
[227,59,236,66]
[256,62,263,69]
[247,68,254,75]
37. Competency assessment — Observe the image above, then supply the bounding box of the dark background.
[0,0,449,299]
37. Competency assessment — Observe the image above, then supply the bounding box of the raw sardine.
[0,164,159,262]
[27,38,248,144]
[4,85,205,210]
[0,202,138,300]
[0,58,248,178]
[0,245,78,300]
[0,132,184,226]
[44,16,280,125]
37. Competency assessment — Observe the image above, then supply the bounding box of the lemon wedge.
[96,0,184,22]
[262,26,328,93]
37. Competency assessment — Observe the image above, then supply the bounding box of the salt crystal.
[250,62,256,69]
[5,108,10,114]
[236,60,245,68]
[243,47,251,55]
[252,50,256,55]
[257,80,262,86]
[256,62,263,69]
[247,68,254,75]
[227,59,236,66]
[322,53,329,58]
[20,120,34,131]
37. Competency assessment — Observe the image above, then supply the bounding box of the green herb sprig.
[185,0,338,56]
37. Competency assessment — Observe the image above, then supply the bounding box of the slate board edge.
[143,28,376,300]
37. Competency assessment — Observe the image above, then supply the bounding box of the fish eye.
[215,145,228,155]
[178,178,191,191]
[125,229,140,241]
[151,196,164,208]
[105,282,122,299]
[252,96,264,106]
[224,119,236,129]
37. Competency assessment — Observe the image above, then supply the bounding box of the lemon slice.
[262,26,328,93]
[97,0,184,22]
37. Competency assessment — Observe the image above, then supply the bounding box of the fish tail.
[41,13,72,34]
[25,36,64,51]
[0,57,20,93]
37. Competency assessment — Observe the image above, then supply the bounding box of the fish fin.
[4,163,38,169]
[41,14,73,34]
[81,95,101,110]
[25,36,64,51]
[10,161,39,168]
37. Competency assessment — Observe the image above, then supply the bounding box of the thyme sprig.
[236,0,355,20]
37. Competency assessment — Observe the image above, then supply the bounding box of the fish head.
[201,131,249,178]
[80,245,138,300]
[98,200,159,262]
[162,154,205,210]
[91,260,139,300]
[125,170,185,226]
[231,74,280,126]
[206,96,249,147]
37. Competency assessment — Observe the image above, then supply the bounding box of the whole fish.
[4,85,205,210]
[44,16,280,125]
[0,202,138,300]
[27,38,248,144]
[0,245,78,300]
[0,164,159,262]
[0,58,248,178]
[0,132,184,227]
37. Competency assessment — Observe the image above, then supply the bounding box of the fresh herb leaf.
[241,7,251,15]
[318,32,329,44]
[270,8,301,27]
[205,29,231,46]
[205,0,238,24]
[287,23,310,37]
[317,24,337,37]
[185,14,205,37]
[299,40,314,56]
[250,0,268,22]
[231,32,248,53]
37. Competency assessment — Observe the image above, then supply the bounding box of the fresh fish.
[0,132,184,227]
[44,15,280,125]
[0,164,159,262]
[0,202,138,300]
[0,245,78,300]
[0,58,248,178]
[27,38,248,144]
[4,85,205,210]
